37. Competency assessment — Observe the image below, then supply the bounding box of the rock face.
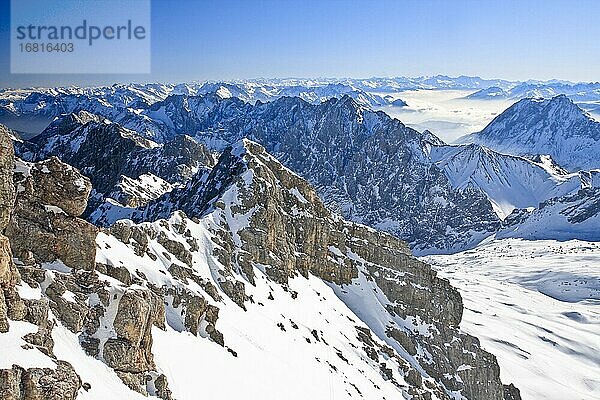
[0,126,82,399]
[0,125,175,399]
[0,125,21,334]
[18,111,215,217]
[134,139,520,400]
[102,289,164,375]
[0,361,81,400]
[6,157,97,270]
[0,125,15,230]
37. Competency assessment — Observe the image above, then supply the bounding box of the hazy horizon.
[2,0,600,87]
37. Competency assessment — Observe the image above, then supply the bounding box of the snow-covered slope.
[464,87,509,100]
[459,95,600,171]
[428,144,583,219]
[425,239,600,400]
[498,187,600,241]
[0,129,520,400]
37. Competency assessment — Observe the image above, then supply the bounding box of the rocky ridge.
[28,94,502,254]
[17,110,215,218]
[0,123,520,399]
[110,139,520,399]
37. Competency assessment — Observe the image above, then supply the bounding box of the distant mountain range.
[5,75,600,140]
[465,81,600,102]
[10,85,600,253]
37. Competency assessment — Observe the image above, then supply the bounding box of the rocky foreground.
[0,125,520,399]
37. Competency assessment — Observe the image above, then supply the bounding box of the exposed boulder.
[97,288,166,393]
[0,235,19,290]
[0,361,81,400]
[154,373,173,400]
[30,157,92,216]
[45,280,89,333]
[0,126,20,334]
[6,158,97,270]
[503,383,522,400]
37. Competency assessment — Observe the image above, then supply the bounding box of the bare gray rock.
[154,373,173,400]
[0,361,81,400]
[98,288,167,393]
[6,158,97,270]
[0,125,15,232]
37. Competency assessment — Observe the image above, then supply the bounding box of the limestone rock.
[0,361,81,400]
[154,373,173,400]
[114,371,148,395]
[30,157,92,217]
[113,289,165,345]
[45,281,89,333]
[104,338,154,374]
[100,288,167,392]
[7,158,97,270]
[0,289,8,333]
[0,235,18,289]
[0,125,15,232]
[503,384,522,400]
[167,286,223,344]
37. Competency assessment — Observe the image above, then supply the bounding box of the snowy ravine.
[424,239,600,400]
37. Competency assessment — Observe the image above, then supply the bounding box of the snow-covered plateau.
[425,238,600,400]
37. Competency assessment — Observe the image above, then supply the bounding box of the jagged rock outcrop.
[6,157,97,270]
[0,361,81,400]
[0,125,22,334]
[0,126,83,399]
[131,139,520,400]
[0,125,15,229]
[86,288,166,395]
[105,218,226,346]
[17,111,215,217]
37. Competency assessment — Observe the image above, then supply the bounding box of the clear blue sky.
[1,0,599,87]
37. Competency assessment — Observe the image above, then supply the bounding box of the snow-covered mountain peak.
[459,94,600,170]
[429,143,584,219]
